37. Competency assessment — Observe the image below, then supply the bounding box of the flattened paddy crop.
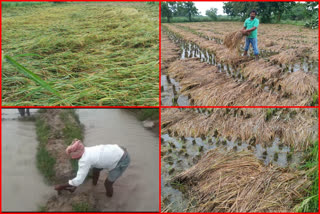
[2,2,159,106]
[161,108,318,212]
[161,22,318,106]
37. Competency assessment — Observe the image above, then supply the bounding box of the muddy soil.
[2,109,54,211]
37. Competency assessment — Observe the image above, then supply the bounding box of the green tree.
[161,2,173,22]
[182,2,199,22]
[223,2,294,23]
[206,8,218,21]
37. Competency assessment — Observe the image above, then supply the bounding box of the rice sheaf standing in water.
[54,139,130,197]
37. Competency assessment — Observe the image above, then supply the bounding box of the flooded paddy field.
[2,109,54,211]
[2,109,159,212]
[161,108,318,212]
[161,22,318,106]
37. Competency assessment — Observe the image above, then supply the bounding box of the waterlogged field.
[161,108,318,212]
[2,2,159,106]
[161,22,318,106]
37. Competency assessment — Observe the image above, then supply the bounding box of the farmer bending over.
[54,139,130,197]
[241,10,259,60]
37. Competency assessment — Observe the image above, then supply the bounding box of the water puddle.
[161,74,189,106]
[2,109,54,211]
[161,133,302,212]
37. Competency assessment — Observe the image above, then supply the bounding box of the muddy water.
[2,109,54,211]
[161,133,303,212]
[77,109,159,212]
[167,30,319,75]
[161,74,189,106]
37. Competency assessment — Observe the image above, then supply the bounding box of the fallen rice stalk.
[224,31,244,50]
[173,150,310,212]
[161,108,317,151]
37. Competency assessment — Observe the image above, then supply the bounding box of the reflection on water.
[2,109,54,211]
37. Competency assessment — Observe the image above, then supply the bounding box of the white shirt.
[69,144,124,187]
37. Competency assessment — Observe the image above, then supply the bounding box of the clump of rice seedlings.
[181,136,186,142]
[265,109,277,121]
[168,168,175,175]
[287,152,293,161]
[244,113,252,119]
[174,131,178,137]
[169,142,176,149]
[178,149,185,155]
[174,150,310,212]
[192,140,196,145]
[274,152,279,162]
[262,151,268,159]
[200,134,205,140]
[279,143,284,150]
[198,146,203,152]
[213,129,219,137]
[163,155,173,162]
[222,139,227,146]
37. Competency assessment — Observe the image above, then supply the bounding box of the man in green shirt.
[241,10,259,60]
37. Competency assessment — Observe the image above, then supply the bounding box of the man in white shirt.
[54,139,130,197]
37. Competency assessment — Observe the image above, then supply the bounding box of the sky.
[194,2,226,16]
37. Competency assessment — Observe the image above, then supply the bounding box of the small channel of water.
[2,109,54,211]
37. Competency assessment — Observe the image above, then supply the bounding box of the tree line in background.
[161,1,318,28]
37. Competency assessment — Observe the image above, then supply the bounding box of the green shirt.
[244,17,259,38]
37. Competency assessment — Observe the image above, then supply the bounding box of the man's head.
[250,10,257,19]
[66,139,84,159]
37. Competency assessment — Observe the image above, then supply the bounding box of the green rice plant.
[4,55,61,98]
[2,2,49,8]
[72,202,94,212]
[35,118,56,183]
[294,141,318,212]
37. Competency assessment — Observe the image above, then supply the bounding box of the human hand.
[54,184,65,191]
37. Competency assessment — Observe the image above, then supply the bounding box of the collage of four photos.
[1,1,319,213]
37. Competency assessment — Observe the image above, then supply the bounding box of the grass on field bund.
[2,2,159,106]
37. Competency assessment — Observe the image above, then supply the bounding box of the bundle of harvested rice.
[224,31,244,50]
[174,150,310,213]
